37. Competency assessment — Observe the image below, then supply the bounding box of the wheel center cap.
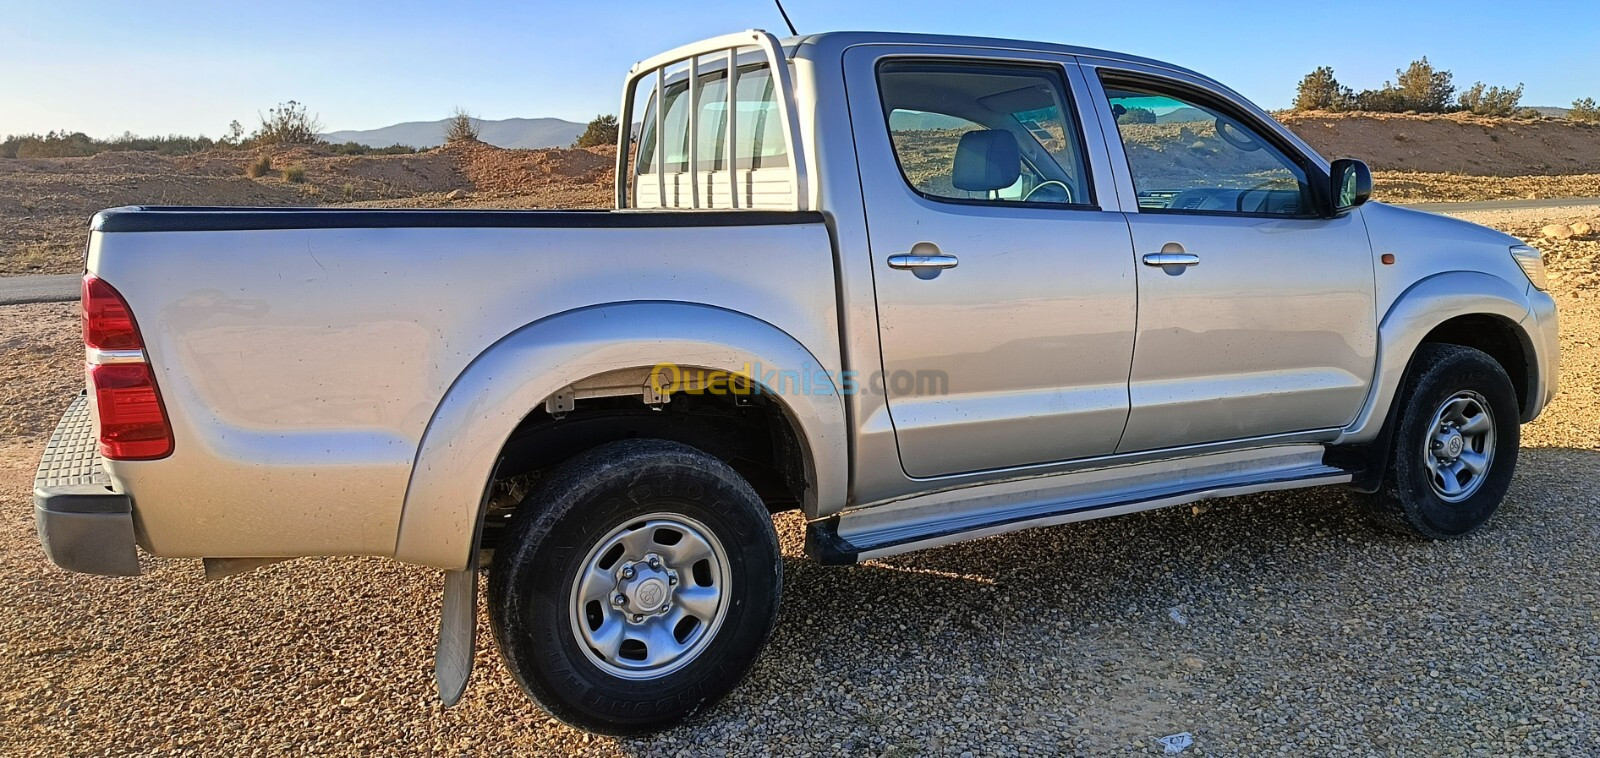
[632,578,668,612]
[1442,432,1465,458]
[618,561,674,615]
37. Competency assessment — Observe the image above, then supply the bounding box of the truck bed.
[85,205,839,560]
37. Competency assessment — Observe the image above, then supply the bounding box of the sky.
[3,0,1597,139]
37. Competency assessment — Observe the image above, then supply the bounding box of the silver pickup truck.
[36,30,1557,733]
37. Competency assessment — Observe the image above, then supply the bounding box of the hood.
[1361,201,1524,249]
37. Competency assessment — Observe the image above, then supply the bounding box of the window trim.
[873,58,1102,213]
[1097,70,1333,221]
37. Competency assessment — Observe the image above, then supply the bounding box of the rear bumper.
[34,394,141,576]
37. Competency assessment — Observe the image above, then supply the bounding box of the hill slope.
[322,117,585,149]
[1280,111,1600,176]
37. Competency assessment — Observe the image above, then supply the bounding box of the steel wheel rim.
[1423,390,1496,503]
[567,512,730,680]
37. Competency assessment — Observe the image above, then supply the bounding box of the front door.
[844,47,1138,478]
[1087,68,1378,452]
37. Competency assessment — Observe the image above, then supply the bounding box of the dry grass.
[9,242,61,272]
[245,155,271,179]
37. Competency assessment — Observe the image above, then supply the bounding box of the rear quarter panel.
[89,219,839,558]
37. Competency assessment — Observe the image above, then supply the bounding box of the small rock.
[446,189,467,200]
[1570,221,1592,237]
[1541,224,1574,240]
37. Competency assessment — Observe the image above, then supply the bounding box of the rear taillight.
[83,275,173,460]
[83,275,140,350]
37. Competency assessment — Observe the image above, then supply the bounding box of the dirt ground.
[0,209,1596,754]
[0,141,615,275]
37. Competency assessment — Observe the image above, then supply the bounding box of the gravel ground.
[1,212,1597,755]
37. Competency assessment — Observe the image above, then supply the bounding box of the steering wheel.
[1214,117,1262,152]
[1023,180,1074,204]
[1235,180,1280,213]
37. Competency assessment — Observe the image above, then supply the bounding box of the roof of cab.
[786,30,1214,84]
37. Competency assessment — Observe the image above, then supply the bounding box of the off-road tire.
[1365,343,1520,539]
[487,439,782,735]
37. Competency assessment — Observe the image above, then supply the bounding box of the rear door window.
[876,60,1094,207]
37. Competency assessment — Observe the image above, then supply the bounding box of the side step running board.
[807,445,1351,565]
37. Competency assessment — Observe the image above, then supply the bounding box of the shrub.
[573,114,620,148]
[1,130,220,158]
[253,101,321,146]
[1458,82,1524,116]
[1393,57,1455,113]
[1572,98,1600,124]
[1354,86,1407,113]
[282,164,306,183]
[245,155,272,178]
[342,182,356,201]
[445,108,481,143]
[323,141,418,156]
[1115,106,1157,124]
[1293,67,1354,111]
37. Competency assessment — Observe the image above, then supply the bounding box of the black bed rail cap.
[90,205,825,233]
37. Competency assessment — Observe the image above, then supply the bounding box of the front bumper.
[34,394,141,576]
[1522,287,1560,422]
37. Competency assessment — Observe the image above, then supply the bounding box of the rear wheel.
[1365,344,1521,538]
[487,439,781,735]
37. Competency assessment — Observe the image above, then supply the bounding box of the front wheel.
[1365,343,1521,539]
[487,439,782,735]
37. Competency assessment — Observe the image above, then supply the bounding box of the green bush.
[323,141,419,156]
[1,130,220,159]
[1115,106,1157,124]
[1293,67,1354,111]
[1572,98,1600,124]
[342,182,356,201]
[573,114,619,148]
[1458,82,1524,116]
[252,101,322,146]
[282,164,306,183]
[1391,57,1455,113]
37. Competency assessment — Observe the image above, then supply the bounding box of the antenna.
[774,0,799,36]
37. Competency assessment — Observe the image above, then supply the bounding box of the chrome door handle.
[888,254,959,270]
[1142,252,1201,266]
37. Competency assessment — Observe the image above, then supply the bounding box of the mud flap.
[434,456,500,707]
[434,557,477,708]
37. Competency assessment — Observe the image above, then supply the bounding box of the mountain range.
[322,117,587,149]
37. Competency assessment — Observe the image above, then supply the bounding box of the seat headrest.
[952,130,1021,192]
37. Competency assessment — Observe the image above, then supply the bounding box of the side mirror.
[1329,158,1372,215]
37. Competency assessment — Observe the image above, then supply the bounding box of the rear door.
[1082,64,1377,452]
[843,46,1138,478]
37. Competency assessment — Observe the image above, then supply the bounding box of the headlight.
[1511,244,1548,291]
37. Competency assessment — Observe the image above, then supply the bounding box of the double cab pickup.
[35,30,1557,733]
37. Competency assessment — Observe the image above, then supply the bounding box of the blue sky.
[3,0,1597,138]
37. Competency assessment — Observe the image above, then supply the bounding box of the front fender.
[1338,270,1531,444]
[394,301,847,570]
